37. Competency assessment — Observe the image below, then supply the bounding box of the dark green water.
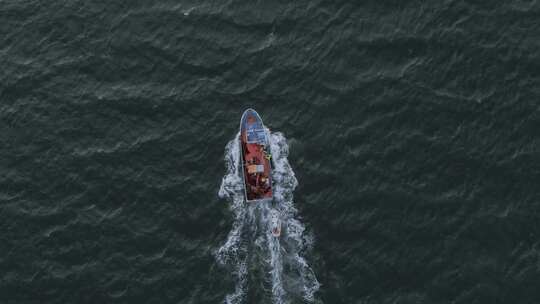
[2,1,540,303]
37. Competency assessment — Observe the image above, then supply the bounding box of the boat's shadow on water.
[216,132,320,304]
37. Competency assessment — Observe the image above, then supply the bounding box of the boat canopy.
[246,128,267,144]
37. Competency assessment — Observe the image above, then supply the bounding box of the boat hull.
[239,109,273,202]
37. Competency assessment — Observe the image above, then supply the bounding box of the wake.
[216,131,320,304]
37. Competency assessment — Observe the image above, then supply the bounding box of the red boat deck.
[241,115,272,202]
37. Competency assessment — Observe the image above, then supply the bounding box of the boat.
[270,209,281,237]
[239,108,273,203]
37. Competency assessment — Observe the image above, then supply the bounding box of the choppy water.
[2,1,540,303]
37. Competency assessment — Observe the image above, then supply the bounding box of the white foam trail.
[270,132,321,302]
[216,134,248,304]
[216,131,320,304]
[264,205,285,304]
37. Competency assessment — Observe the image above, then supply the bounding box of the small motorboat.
[270,209,281,237]
[239,109,273,203]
